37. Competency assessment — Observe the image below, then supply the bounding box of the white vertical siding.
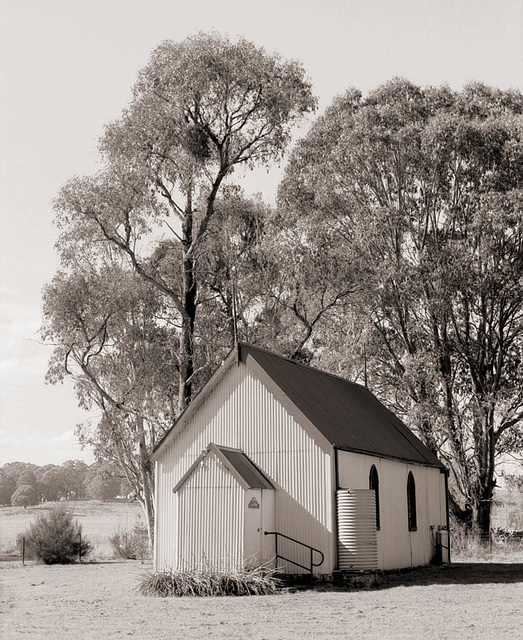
[176,450,244,571]
[153,461,159,569]
[155,360,334,573]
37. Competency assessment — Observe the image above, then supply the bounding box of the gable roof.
[242,344,443,468]
[153,343,444,469]
[173,443,274,492]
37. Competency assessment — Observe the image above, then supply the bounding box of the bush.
[17,507,92,564]
[109,520,150,560]
[492,528,523,553]
[139,566,282,597]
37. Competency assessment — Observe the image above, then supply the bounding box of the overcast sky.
[1,0,522,466]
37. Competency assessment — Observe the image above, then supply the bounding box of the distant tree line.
[0,460,132,507]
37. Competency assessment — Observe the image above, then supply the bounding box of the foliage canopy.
[44,32,316,542]
[279,79,523,533]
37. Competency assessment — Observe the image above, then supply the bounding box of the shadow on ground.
[317,563,523,591]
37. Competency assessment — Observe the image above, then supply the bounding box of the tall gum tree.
[53,32,316,414]
[279,79,523,535]
[42,267,178,542]
[47,34,315,541]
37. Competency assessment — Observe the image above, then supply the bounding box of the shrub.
[17,507,92,564]
[11,484,38,507]
[109,520,150,560]
[139,566,283,597]
[450,527,492,559]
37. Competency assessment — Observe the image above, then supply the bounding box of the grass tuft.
[139,565,283,597]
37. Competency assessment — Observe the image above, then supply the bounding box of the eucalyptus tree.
[54,32,316,413]
[42,267,177,541]
[279,79,523,535]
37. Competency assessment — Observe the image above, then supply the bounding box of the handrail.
[264,531,324,576]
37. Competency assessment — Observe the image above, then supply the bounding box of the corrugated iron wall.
[177,451,244,571]
[155,361,334,572]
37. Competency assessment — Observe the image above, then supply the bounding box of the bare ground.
[1,561,522,639]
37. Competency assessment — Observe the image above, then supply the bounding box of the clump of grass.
[139,565,282,597]
[451,529,491,560]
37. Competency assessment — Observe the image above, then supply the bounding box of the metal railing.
[264,531,324,575]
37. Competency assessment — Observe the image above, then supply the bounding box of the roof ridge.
[239,341,367,390]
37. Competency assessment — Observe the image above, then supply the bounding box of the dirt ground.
[1,561,522,639]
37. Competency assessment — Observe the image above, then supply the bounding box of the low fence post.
[22,536,25,566]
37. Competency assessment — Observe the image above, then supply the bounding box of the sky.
[1,0,522,467]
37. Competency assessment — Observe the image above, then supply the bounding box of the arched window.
[407,471,417,531]
[369,465,380,530]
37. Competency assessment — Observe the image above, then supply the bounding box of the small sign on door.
[248,497,260,509]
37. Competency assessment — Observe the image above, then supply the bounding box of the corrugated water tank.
[337,489,378,571]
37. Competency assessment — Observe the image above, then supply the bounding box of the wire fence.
[451,528,523,558]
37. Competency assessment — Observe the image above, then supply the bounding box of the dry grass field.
[1,560,522,639]
[0,500,144,559]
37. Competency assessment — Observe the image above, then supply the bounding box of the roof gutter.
[333,444,446,470]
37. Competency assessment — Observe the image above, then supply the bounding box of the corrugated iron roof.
[217,446,274,490]
[153,342,444,469]
[241,344,443,468]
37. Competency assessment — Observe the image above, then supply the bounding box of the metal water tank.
[337,489,378,570]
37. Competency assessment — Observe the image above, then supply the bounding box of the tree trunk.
[447,491,472,528]
[470,464,496,539]
[177,190,198,413]
[178,254,197,413]
[137,415,155,548]
[178,312,195,412]
[470,404,497,538]
[472,499,492,538]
